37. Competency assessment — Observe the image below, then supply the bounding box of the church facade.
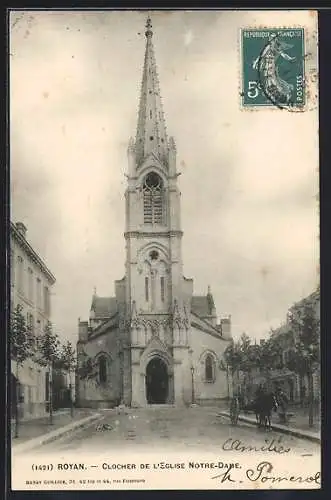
[76,18,232,408]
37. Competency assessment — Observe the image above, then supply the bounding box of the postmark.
[241,28,305,110]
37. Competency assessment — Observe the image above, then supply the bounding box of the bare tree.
[58,341,76,417]
[10,304,34,438]
[36,321,61,424]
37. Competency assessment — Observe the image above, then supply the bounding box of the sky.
[10,10,319,343]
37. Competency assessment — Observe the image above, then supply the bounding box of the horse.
[256,392,278,430]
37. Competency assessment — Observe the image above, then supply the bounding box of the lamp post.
[191,365,195,405]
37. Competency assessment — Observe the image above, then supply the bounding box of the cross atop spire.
[135,15,169,167]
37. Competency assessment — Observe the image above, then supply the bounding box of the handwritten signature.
[211,461,320,485]
[222,437,291,454]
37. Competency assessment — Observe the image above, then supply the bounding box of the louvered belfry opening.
[143,172,164,224]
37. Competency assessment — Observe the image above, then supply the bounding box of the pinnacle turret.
[135,16,169,167]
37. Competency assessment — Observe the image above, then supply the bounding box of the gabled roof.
[88,313,120,341]
[191,296,211,317]
[90,296,118,319]
[190,311,227,340]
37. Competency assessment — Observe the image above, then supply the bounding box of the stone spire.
[207,285,216,318]
[135,16,169,167]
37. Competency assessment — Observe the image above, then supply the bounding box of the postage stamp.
[241,28,305,109]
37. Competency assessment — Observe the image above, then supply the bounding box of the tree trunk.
[308,369,314,428]
[299,374,304,407]
[14,362,19,439]
[69,370,74,418]
[226,364,230,400]
[49,363,53,425]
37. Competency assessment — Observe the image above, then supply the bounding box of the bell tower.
[125,17,184,316]
[124,17,192,406]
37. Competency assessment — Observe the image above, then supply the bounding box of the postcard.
[9,9,320,491]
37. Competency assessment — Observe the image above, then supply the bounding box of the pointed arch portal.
[146,357,169,404]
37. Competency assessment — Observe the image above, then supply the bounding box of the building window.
[28,385,33,414]
[36,278,42,308]
[28,268,33,301]
[160,277,165,302]
[283,350,290,365]
[27,313,34,336]
[18,383,25,403]
[150,110,152,119]
[205,355,215,382]
[143,172,164,224]
[145,277,149,302]
[44,286,50,316]
[45,372,50,402]
[17,256,24,293]
[98,356,107,384]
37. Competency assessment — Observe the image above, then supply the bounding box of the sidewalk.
[11,408,101,447]
[285,406,321,433]
[219,410,321,444]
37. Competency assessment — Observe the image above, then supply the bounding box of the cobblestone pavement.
[35,406,320,456]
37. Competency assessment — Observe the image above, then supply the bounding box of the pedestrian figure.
[254,384,265,426]
[275,387,289,424]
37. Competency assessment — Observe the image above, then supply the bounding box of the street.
[34,406,319,456]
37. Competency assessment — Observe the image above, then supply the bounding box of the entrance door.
[146,358,168,404]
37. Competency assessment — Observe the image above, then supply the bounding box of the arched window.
[143,172,164,224]
[98,356,108,384]
[205,354,215,382]
[160,277,165,302]
[145,277,149,302]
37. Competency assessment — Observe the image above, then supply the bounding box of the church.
[76,17,232,408]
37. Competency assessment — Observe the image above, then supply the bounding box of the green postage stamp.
[241,28,305,109]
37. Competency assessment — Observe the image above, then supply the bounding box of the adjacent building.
[10,221,56,420]
[76,17,232,409]
[269,288,320,404]
[236,289,320,405]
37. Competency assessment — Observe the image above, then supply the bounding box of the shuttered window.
[160,277,165,302]
[145,277,149,302]
[143,172,164,224]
